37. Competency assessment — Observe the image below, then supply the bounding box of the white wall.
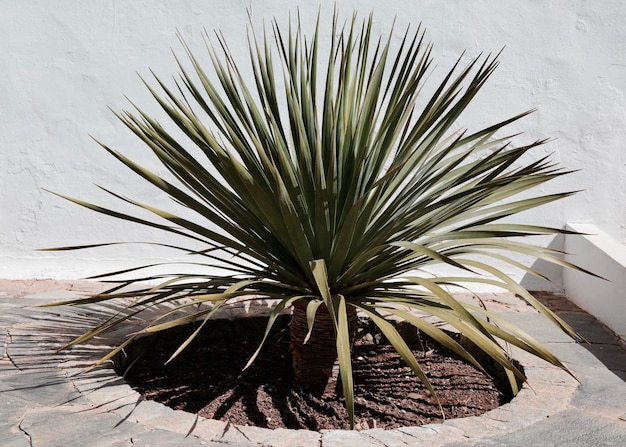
[1,1,625,282]
[564,223,626,340]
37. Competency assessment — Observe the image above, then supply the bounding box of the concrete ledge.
[564,223,626,342]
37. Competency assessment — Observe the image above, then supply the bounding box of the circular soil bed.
[115,316,520,430]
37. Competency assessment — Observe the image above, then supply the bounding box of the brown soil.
[119,326,513,430]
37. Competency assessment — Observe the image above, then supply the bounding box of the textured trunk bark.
[289,301,358,397]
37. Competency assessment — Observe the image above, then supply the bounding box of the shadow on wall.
[520,234,565,292]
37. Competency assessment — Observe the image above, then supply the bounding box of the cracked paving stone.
[0,431,31,447]
[17,406,147,447]
[17,406,236,447]
[2,372,83,406]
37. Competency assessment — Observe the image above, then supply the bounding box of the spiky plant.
[46,12,590,428]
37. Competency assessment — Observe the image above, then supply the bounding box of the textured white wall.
[1,0,625,283]
[564,224,626,339]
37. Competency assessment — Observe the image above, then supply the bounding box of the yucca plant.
[46,12,590,429]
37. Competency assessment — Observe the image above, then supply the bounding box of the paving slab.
[495,312,579,343]
[567,365,626,418]
[559,312,622,344]
[580,344,626,379]
[0,432,31,447]
[18,406,143,447]
[443,408,626,447]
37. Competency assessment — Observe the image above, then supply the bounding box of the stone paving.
[1,280,625,446]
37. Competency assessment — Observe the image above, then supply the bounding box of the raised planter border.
[59,300,578,447]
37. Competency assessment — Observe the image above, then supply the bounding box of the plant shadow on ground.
[115,316,521,431]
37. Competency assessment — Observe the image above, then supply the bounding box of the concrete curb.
[61,351,577,447]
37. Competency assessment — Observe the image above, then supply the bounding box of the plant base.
[289,302,358,397]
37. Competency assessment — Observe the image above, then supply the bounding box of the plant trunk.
[289,301,358,397]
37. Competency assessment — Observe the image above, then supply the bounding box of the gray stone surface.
[444,409,626,447]
[1,280,626,446]
[18,406,144,447]
[559,313,622,344]
[0,432,31,447]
